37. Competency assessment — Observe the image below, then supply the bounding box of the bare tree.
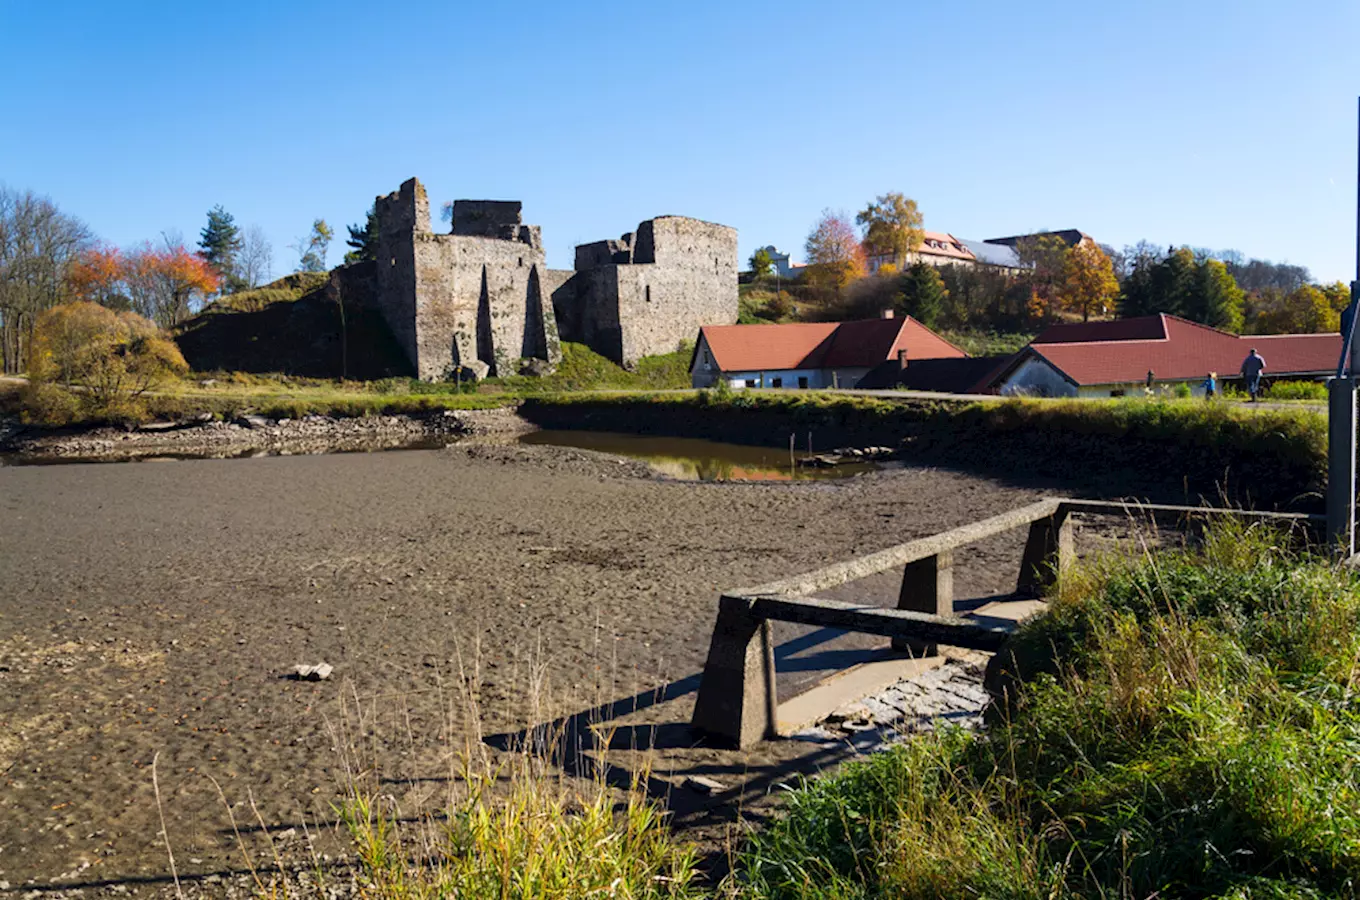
[239,225,273,288]
[0,186,92,373]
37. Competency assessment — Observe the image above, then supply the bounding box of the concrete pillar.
[1017,510,1073,595]
[893,551,953,655]
[690,595,777,749]
[1328,377,1357,557]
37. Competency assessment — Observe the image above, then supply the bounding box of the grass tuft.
[730,519,1360,899]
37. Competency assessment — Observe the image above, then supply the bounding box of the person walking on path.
[1202,372,1218,400]
[1240,348,1267,402]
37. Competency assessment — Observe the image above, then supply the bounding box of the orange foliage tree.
[66,245,129,309]
[803,210,866,291]
[66,243,220,328]
[1057,242,1119,322]
[123,243,220,328]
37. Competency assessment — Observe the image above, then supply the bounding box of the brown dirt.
[0,442,1098,894]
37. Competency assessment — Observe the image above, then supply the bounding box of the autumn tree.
[804,210,865,291]
[123,243,221,328]
[0,186,91,373]
[198,205,244,293]
[1252,284,1337,334]
[27,301,187,422]
[67,245,131,310]
[1321,281,1352,320]
[1056,242,1118,322]
[344,207,379,264]
[749,247,773,279]
[897,262,948,327]
[296,219,334,273]
[856,192,923,268]
[1015,234,1070,322]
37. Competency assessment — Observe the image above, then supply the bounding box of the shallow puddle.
[518,430,879,481]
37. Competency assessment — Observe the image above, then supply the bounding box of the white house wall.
[997,357,1077,398]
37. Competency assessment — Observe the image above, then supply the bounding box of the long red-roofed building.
[982,314,1339,397]
[690,312,967,389]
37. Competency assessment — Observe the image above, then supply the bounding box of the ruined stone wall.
[411,233,558,380]
[616,217,738,363]
[372,179,429,371]
[370,179,560,381]
[364,178,732,377]
[554,217,737,367]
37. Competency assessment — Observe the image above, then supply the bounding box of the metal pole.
[1330,97,1360,556]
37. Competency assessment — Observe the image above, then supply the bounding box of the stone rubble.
[791,655,990,747]
[0,407,531,464]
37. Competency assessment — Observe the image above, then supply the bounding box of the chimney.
[897,349,909,370]
[879,308,894,319]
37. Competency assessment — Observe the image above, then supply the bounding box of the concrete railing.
[689,499,1322,748]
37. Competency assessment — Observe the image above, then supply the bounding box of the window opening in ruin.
[798,376,809,389]
[645,285,652,303]
[518,256,523,267]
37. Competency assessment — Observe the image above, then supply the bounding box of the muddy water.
[519,429,879,481]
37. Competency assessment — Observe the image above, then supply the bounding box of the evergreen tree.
[1195,259,1246,332]
[344,206,380,264]
[198,205,245,293]
[896,262,948,327]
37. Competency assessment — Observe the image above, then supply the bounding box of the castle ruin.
[363,177,737,381]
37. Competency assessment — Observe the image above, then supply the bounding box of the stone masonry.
[362,177,737,379]
[550,217,739,366]
[372,179,559,381]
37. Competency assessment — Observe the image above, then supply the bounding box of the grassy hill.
[174,266,410,380]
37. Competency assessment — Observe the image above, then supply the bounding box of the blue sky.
[2,0,1358,281]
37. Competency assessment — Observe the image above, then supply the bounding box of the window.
[772,377,783,388]
[1110,389,1126,397]
[798,376,809,389]
[702,350,711,370]
[745,379,756,388]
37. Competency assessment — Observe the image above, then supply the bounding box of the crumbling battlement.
[362,177,736,379]
[370,178,558,381]
[553,216,738,366]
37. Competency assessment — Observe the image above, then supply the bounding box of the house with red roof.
[982,314,1339,397]
[691,311,967,390]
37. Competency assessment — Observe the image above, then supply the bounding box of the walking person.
[1240,348,1267,402]
[1202,372,1217,400]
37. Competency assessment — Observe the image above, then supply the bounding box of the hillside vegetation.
[172,267,409,380]
[734,519,1360,898]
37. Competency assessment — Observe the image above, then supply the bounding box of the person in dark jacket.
[1240,349,1266,402]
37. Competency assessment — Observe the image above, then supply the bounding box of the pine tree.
[897,262,948,327]
[198,205,245,293]
[1195,259,1246,332]
[344,206,380,264]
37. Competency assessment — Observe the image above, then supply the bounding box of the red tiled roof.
[1014,314,1339,386]
[699,317,966,372]
[1034,315,1169,344]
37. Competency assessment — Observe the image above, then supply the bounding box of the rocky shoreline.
[0,407,532,464]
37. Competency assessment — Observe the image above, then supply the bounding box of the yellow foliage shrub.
[26,301,186,424]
